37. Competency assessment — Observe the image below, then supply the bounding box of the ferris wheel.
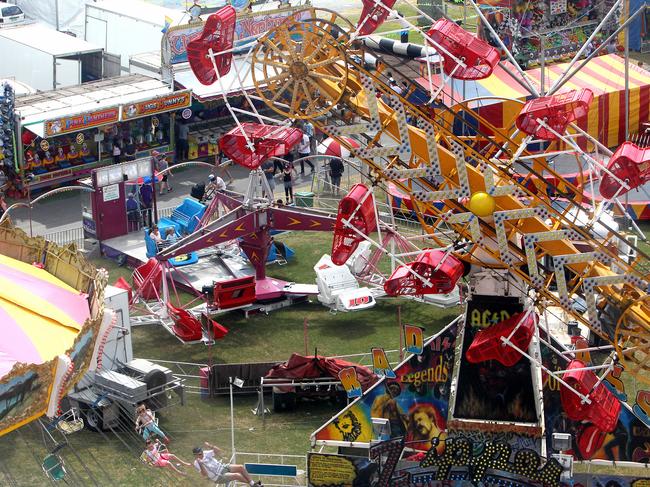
[237,0,650,400]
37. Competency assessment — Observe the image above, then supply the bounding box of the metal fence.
[42,225,85,249]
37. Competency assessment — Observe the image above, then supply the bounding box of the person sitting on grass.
[143,439,190,475]
[193,442,262,486]
[135,404,169,444]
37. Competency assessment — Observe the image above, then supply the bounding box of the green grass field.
[0,231,459,486]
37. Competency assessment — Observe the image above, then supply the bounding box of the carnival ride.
[0,221,108,438]
[75,0,650,481]
[211,0,650,479]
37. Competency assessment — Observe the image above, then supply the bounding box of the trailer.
[0,22,109,91]
[64,285,185,432]
[85,0,185,73]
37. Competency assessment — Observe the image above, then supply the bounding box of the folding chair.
[55,408,84,435]
[42,453,68,483]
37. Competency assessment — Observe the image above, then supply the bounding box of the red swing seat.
[219,123,303,169]
[465,312,537,367]
[560,359,621,433]
[356,0,397,36]
[516,89,593,140]
[187,6,237,85]
[426,19,500,80]
[133,258,162,301]
[331,184,376,265]
[383,249,463,296]
[167,303,203,342]
[599,142,650,200]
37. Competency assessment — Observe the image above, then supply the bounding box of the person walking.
[297,132,313,175]
[153,151,173,194]
[193,442,262,486]
[329,157,344,196]
[282,160,297,204]
[303,120,316,155]
[112,141,122,164]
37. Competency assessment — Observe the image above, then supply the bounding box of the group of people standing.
[136,403,261,484]
[260,120,347,202]
[125,150,173,230]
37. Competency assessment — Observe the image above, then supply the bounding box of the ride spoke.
[309,70,341,82]
[264,71,290,85]
[271,78,293,103]
[289,80,302,112]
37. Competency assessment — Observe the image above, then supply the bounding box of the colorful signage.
[338,367,362,399]
[121,91,191,120]
[373,437,563,486]
[404,324,424,355]
[371,348,396,379]
[314,322,457,449]
[162,8,311,65]
[45,107,120,137]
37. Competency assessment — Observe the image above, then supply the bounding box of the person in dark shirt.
[126,192,140,230]
[329,158,344,196]
[139,182,154,227]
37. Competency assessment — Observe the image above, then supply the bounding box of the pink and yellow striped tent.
[416,54,650,149]
[0,254,90,380]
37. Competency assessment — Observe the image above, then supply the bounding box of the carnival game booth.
[15,75,191,191]
[416,54,650,151]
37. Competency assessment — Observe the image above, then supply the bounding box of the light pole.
[228,376,244,462]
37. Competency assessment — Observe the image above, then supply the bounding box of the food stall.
[14,74,191,190]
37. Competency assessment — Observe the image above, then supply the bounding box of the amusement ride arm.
[249,12,650,379]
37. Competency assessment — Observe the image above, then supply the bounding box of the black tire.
[144,370,168,410]
[79,404,104,432]
[272,391,296,412]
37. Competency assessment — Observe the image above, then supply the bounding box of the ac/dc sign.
[370,437,563,486]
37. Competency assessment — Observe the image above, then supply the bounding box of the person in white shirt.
[297,133,314,174]
[193,442,262,486]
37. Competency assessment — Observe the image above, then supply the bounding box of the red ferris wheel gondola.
[383,249,463,297]
[187,6,237,85]
[599,142,650,200]
[516,89,593,140]
[332,184,377,265]
[426,19,500,80]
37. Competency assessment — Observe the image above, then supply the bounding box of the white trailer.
[0,22,106,91]
[85,0,185,73]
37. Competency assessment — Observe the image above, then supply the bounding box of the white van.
[0,2,25,26]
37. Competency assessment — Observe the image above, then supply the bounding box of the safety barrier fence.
[231,451,308,487]
[42,225,85,250]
